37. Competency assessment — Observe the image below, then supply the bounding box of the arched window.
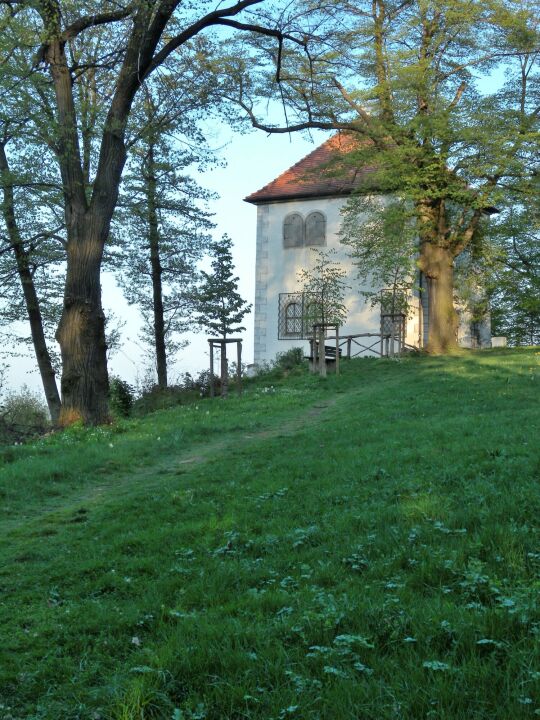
[285,301,302,335]
[283,213,304,248]
[305,211,326,246]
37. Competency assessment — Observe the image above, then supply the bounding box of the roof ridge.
[244,134,340,200]
[244,132,372,204]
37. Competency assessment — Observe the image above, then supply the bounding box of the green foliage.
[132,370,226,416]
[0,385,50,444]
[340,196,418,312]
[113,87,215,364]
[195,234,251,338]
[486,203,540,345]
[109,377,135,418]
[298,249,349,329]
[132,384,189,416]
[1,350,540,718]
[274,347,307,372]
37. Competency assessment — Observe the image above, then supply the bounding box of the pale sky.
[5,125,330,395]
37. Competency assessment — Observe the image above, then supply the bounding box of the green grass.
[1,349,540,720]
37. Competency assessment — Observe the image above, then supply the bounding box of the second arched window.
[305,212,326,246]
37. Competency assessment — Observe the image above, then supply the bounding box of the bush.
[0,386,50,444]
[132,385,185,416]
[109,377,135,418]
[274,347,306,371]
[178,369,217,397]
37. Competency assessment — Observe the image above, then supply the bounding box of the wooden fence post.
[319,326,327,378]
[335,326,340,376]
[209,341,215,398]
[237,340,242,395]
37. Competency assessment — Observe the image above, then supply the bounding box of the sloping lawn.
[1,349,539,719]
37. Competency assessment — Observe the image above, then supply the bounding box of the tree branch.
[62,5,136,41]
[144,0,266,78]
[446,80,466,112]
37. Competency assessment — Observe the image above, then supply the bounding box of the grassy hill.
[1,349,539,720]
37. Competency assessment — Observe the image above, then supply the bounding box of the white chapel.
[244,134,491,365]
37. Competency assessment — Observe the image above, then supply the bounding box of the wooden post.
[347,336,352,359]
[237,340,242,395]
[335,326,340,376]
[389,319,395,357]
[220,340,228,398]
[209,340,215,398]
[319,326,327,378]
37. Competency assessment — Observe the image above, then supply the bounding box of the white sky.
[5,125,330,396]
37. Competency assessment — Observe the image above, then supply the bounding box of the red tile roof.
[244,133,375,204]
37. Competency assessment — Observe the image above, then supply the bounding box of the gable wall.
[253,196,422,364]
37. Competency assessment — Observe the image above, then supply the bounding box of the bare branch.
[144,0,266,78]
[62,5,136,41]
[446,80,466,112]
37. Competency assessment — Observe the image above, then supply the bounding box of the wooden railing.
[324,333,418,358]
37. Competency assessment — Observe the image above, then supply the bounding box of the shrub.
[132,385,180,416]
[0,386,50,444]
[274,347,306,371]
[109,377,135,418]
[178,369,218,397]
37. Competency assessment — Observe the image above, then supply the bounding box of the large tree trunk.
[0,143,61,424]
[419,242,458,354]
[56,232,109,426]
[146,144,168,388]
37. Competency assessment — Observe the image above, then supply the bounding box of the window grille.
[284,301,303,335]
[278,292,323,339]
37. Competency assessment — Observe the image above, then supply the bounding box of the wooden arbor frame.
[208,338,243,398]
[380,313,406,357]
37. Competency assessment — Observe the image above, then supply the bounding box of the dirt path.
[4,394,342,536]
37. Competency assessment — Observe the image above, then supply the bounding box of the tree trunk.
[220,341,228,397]
[56,232,109,426]
[146,144,167,388]
[0,143,61,424]
[12,246,62,425]
[419,243,458,353]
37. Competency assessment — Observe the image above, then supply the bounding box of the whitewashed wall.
[253,196,422,364]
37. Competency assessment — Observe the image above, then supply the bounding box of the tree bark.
[418,242,458,354]
[145,144,168,388]
[0,143,61,424]
[56,224,109,426]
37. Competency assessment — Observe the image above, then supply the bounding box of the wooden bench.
[305,344,343,361]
